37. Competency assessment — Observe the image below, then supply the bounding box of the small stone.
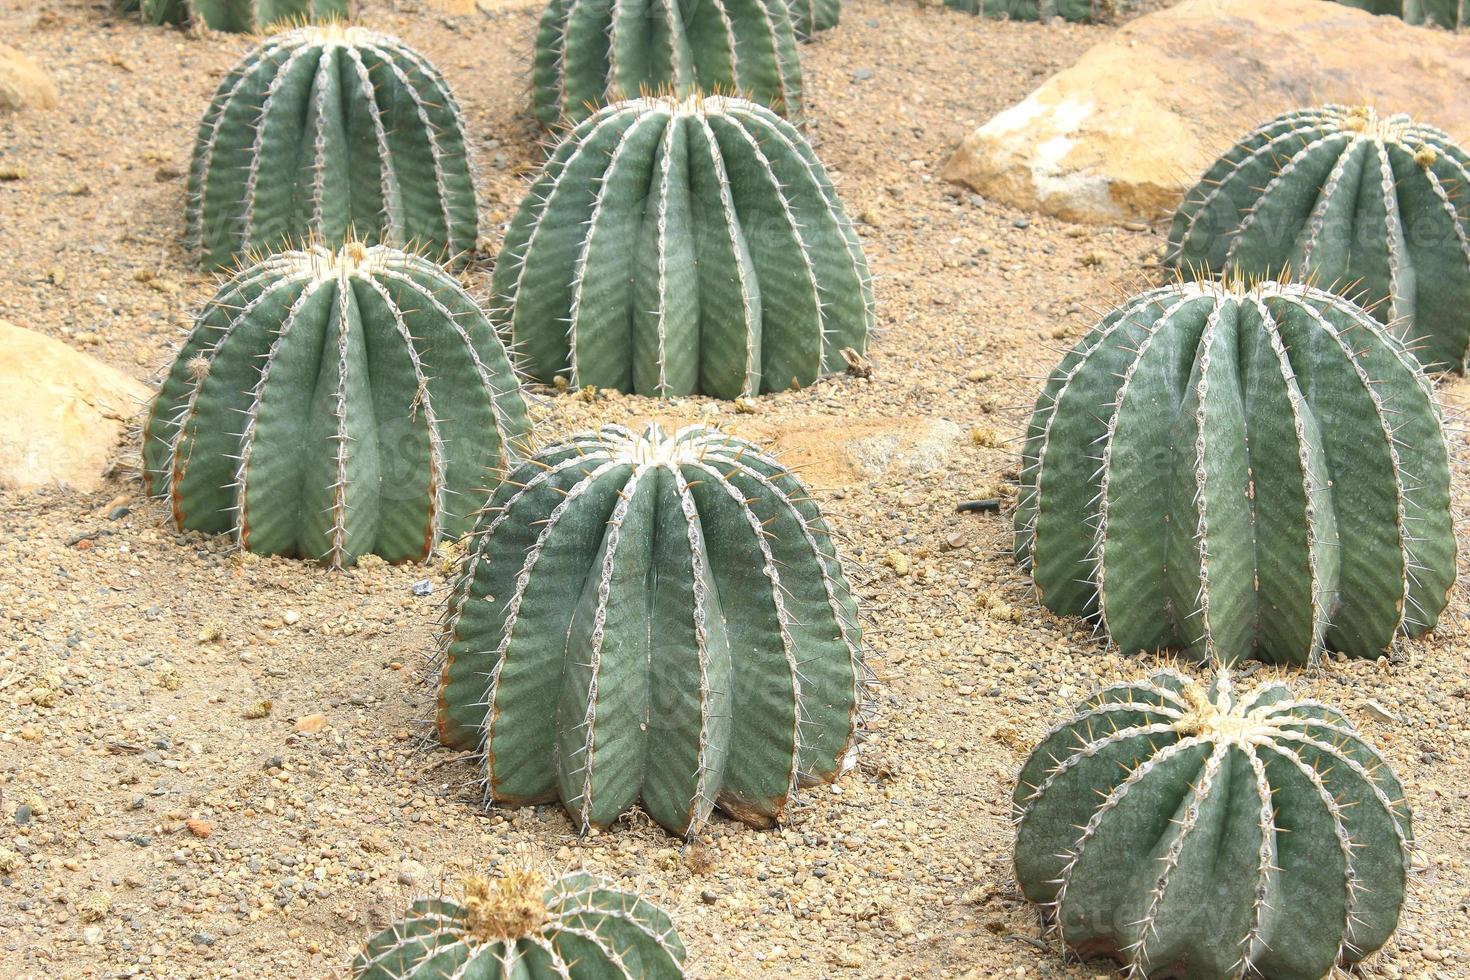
[82,927,101,946]
[294,713,327,734]
[192,932,216,946]
[700,890,719,905]
[282,609,300,625]
[185,818,214,839]
[1359,699,1400,724]
[851,67,874,83]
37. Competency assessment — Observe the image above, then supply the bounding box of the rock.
[294,713,327,734]
[0,321,148,491]
[943,0,1470,225]
[0,44,58,113]
[185,818,214,839]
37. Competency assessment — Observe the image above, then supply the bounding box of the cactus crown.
[494,94,874,399]
[186,26,477,270]
[142,242,529,568]
[1168,104,1470,372]
[1013,669,1413,980]
[1016,278,1455,666]
[437,423,865,837]
[352,870,687,979]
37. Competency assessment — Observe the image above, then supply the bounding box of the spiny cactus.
[353,870,686,979]
[531,0,803,128]
[1331,0,1466,28]
[1014,669,1413,980]
[437,423,865,837]
[142,243,529,569]
[788,0,840,38]
[493,94,873,399]
[115,0,349,29]
[941,0,1123,21]
[187,25,477,271]
[1168,105,1470,373]
[1015,279,1455,666]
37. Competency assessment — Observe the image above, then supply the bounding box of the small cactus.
[788,0,840,38]
[531,0,804,128]
[493,94,874,399]
[353,870,686,979]
[115,0,349,30]
[1014,669,1413,980]
[1016,279,1455,666]
[142,243,529,568]
[1168,105,1470,372]
[1331,0,1465,29]
[941,0,1123,21]
[187,25,477,271]
[437,423,865,837]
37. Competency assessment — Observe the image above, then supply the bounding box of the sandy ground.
[1,0,1468,977]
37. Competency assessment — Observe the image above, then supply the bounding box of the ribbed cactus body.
[1016,280,1455,666]
[1168,106,1470,372]
[941,0,1121,21]
[142,244,529,569]
[187,26,477,271]
[1332,0,1466,28]
[353,871,686,979]
[493,95,873,399]
[788,0,840,38]
[116,0,349,29]
[438,423,864,837]
[1014,670,1412,980]
[531,0,803,128]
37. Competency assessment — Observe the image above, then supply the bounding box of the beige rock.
[0,44,59,113]
[0,321,148,492]
[943,0,1470,224]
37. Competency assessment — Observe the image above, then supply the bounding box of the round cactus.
[941,0,1123,20]
[788,0,840,38]
[1168,105,1470,372]
[1014,668,1413,980]
[1331,0,1465,29]
[1015,279,1455,666]
[115,0,349,30]
[531,0,803,128]
[493,94,873,399]
[141,243,529,569]
[353,870,686,979]
[437,423,865,837]
[187,25,477,271]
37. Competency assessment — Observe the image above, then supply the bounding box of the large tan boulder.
[0,44,58,113]
[943,0,1470,224]
[0,321,149,492]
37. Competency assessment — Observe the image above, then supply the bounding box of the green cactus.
[941,0,1123,21]
[437,423,865,837]
[1015,279,1455,666]
[115,0,349,30]
[531,0,804,128]
[141,243,529,569]
[1168,105,1470,373]
[1014,668,1413,980]
[493,94,873,399]
[186,24,477,271]
[353,870,686,979]
[1331,0,1465,28]
[788,0,839,38]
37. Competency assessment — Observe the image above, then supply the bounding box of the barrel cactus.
[437,423,864,837]
[115,0,349,29]
[142,243,529,569]
[187,25,477,271]
[1331,0,1465,29]
[531,0,803,128]
[942,0,1124,21]
[1168,105,1470,372]
[353,870,686,979]
[493,94,873,399]
[789,0,840,37]
[1014,669,1413,980]
[1015,279,1455,666]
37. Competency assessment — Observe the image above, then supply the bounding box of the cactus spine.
[438,423,865,837]
[142,243,529,569]
[941,0,1123,21]
[493,95,874,399]
[1168,105,1470,372]
[187,25,477,271]
[1014,669,1413,980]
[531,0,804,128]
[1331,0,1466,28]
[353,870,686,979]
[115,0,350,29]
[1016,279,1455,666]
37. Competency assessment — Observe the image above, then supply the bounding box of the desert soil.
[1,0,1467,977]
